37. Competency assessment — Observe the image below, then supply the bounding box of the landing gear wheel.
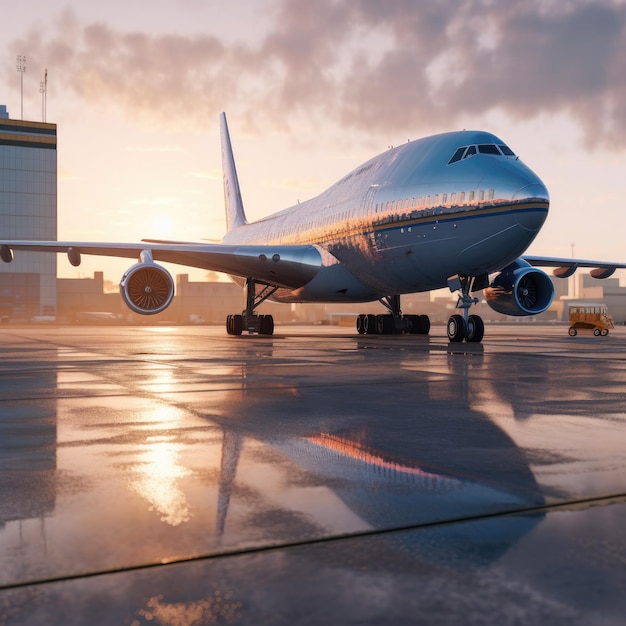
[407,314,430,334]
[226,314,232,335]
[231,314,243,336]
[418,314,430,335]
[466,314,484,343]
[447,314,466,343]
[568,327,577,336]
[364,314,378,335]
[593,328,601,336]
[376,314,394,334]
[356,314,366,334]
[601,329,609,336]
[260,314,274,335]
[406,315,420,334]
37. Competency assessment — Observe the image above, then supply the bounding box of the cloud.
[8,1,626,147]
[9,10,244,126]
[336,1,626,146]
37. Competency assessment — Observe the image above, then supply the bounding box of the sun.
[152,214,174,238]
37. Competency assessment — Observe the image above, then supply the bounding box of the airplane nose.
[512,182,550,231]
[479,161,549,231]
[481,160,549,206]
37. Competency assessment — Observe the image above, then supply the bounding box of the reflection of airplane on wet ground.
[1,114,625,342]
[216,425,544,567]
[212,353,545,568]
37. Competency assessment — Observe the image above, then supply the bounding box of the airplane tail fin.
[220,113,248,232]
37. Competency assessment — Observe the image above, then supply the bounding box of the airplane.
[1,112,625,342]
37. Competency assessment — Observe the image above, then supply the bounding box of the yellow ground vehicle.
[568,304,614,336]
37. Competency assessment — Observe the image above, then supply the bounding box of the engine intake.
[120,262,175,315]
[484,259,554,316]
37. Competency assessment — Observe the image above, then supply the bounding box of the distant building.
[45,269,626,327]
[0,107,57,319]
[57,271,122,321]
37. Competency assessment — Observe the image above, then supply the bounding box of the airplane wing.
[522,255,626,279]
[0,240,323,290]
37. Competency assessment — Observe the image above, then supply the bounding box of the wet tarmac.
[0,323,625,625]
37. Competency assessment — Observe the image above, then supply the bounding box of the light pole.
[17,55,26,120]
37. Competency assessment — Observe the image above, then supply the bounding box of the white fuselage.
[223,130,549,303]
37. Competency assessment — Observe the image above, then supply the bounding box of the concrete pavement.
[0,323,625,624]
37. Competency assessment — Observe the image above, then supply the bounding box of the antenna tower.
[16,55,26,120]
[39,69,48,122]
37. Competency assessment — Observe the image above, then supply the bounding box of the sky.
[2,0,626,283]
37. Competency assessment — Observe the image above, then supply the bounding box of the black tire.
[447,314,466,342]
[232,314,243,336]
[260,314,274,335]
[377,314,394,334]
[407,314,430,335]
[226,314,233,335]
[356,314,366,334]
[406,315,419,334]
[593,328,601,336]
[364,314,378,334]
[568,327,577,336]
[601,329,609,336]
[466,314,484,343]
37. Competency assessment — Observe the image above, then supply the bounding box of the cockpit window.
[447,142,516,165]
[478,144,500,155]
[447,147,466,165]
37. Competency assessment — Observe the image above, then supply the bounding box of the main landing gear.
[226,278,277,336]
[356,295,431,336]
[446,275,485,343]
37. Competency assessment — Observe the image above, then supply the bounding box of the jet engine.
[484,259,554,316]
[120,261,175,315]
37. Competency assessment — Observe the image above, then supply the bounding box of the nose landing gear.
[447,275,485,343]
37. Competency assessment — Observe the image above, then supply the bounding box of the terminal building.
[0,105,57,319]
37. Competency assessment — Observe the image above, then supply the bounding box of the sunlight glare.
[152,214,174,238]
[130,440,192,526]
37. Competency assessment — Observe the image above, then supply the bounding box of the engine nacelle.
[120,262,175,315]
[484,259,554,316]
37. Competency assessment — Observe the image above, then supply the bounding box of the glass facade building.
[0,107,57,319]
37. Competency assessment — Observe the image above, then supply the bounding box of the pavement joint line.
[1,491,625,593]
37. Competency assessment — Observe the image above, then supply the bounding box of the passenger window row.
[374,188,495,214]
